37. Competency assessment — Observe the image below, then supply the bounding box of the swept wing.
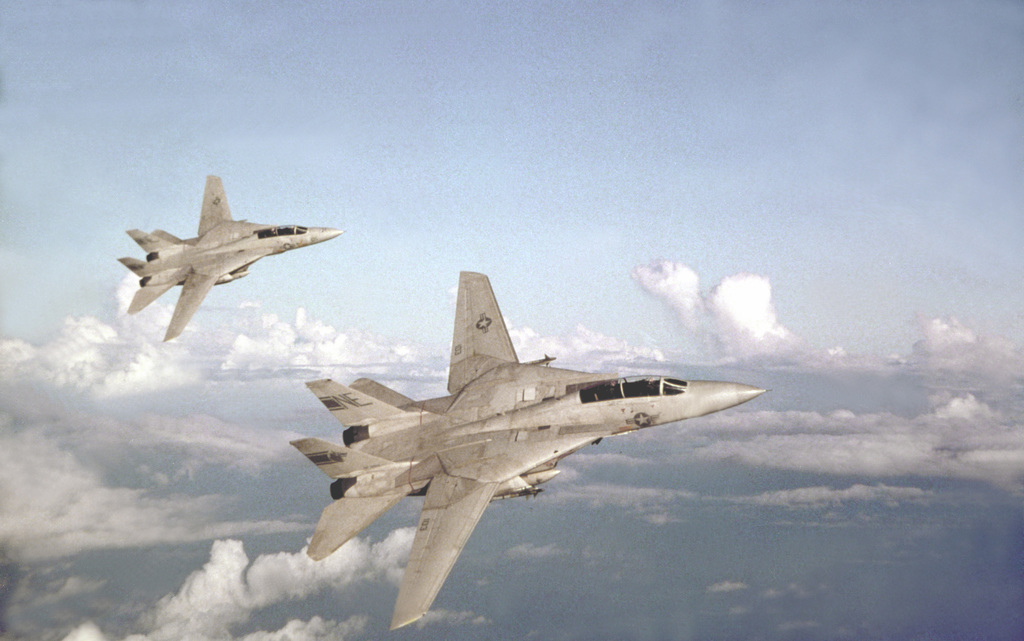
[390,474,499,629]
[162,249,264,341]
[164,271,219,341]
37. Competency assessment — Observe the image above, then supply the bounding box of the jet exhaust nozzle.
[330,477,357,500]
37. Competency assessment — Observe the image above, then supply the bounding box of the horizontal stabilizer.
[349,378,416,408]
[118,257,146,274]
[307,493,405,561]
[306,379,408,426]
[126,229,182,251]
[127,281,176,314]
[151,229,183,245]
[290,437,394,478]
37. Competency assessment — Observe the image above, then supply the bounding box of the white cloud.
[734,484,930,509]
[1,275,440,400]
[222,307,426,374]
[508,323,665,372]
[62,621,108,641]
[707,273,800,359]
[0,430,304,561]
[630,261,703,332]
[680,393,1024,490]
[912,314,1023,382]
[0,306,198,399]
[413,609,491,629]
[632,261,801,361]
[707,580,749,593]
[64,530,414,641]
[505,543,564,559]
[549,482,696,525]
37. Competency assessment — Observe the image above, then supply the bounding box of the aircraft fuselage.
[133,221,340,284]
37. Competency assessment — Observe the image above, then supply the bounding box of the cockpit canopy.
[579,376,688,403]
[256,225,308,239]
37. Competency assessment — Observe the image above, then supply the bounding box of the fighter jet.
[118,176,342,341]
[292,272,765,629]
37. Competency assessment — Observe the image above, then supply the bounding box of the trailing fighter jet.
[293,272,766,630]
[118,176,342,341]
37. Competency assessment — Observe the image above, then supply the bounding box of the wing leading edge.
[390,473,499,630]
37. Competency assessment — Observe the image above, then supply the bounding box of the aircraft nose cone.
[735,383,767,404]
[311,227,344,243]
[685,381,767,417]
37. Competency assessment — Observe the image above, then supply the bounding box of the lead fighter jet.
[118,176,342,341]
[293,272,766,629]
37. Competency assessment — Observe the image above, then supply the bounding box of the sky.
[1,1,1022,640]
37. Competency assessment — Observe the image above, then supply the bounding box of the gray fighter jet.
[118,176,342,341]
[293,272,765,629]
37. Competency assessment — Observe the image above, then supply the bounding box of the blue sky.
[1,2,1023,640]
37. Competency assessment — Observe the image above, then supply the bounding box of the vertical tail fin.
[198,175,233,236]
[447,272,518,394]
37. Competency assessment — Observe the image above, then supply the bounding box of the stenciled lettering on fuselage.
[319,393,372,410]
[307,450,347,466]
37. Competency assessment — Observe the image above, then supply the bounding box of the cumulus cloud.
[58,531,415,641]
[0,315,200,398]
[706,273,799,358]
[911,314,1023,384]
[223,307,427,376]
[632,260,801,361]
[0,275,442,400]
[630,261,703,332]
[57,528,490,640]
[508,323,665,373]
[132,533,411,641]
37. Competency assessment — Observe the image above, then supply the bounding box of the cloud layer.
[4,262,1023,641]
